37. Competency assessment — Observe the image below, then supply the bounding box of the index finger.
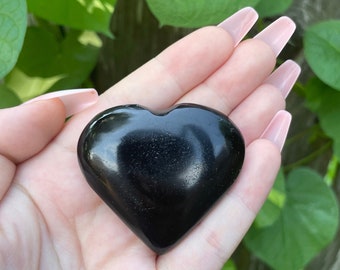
[100,7,259,110]
[58,8,259,146]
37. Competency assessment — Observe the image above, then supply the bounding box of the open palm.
[0,8,300,270]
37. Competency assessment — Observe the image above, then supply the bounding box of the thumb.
[0,98,65,200]
[0,98,66,163]
[0,88,98,163]
[0,89,98,199]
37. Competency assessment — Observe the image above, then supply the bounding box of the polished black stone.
[77,104,245,254]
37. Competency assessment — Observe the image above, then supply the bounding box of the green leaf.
[27,0,116,37]
[304,20,340,90]
[244,168,339,270]
[146,0,260,28]
[0,0,27,79]
[5,27,102,101]
[0,85,21,108]
[255,0,292,17]
[221,260,236,270]
[304,77,340,160]
[254,169,285,228]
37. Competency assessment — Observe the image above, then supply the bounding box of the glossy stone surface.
[77,104,245,254]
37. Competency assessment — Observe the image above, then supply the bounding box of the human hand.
[0,7,300,270]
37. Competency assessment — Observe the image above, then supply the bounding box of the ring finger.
[230,60,301,146]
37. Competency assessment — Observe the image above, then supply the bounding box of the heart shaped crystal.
[77,104,245,254]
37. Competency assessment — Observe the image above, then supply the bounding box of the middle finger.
[177,17,296,115]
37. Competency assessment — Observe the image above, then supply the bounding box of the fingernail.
[254,17,296,56]
[23,89,98,117]
[218,7,258,46]
[265,60,301,98]
[261,110,292,152]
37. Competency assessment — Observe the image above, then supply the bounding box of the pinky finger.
[261,110,292,152]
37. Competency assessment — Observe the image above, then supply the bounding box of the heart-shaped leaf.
[146,0,260,27]
[304,77,340,160]
[244,168,339,270]
[304,20,340,90]
[0,0,27,79]
[27,0,116,37]
[5,27,101,101]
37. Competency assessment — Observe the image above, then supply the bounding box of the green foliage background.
[1,0,340,269]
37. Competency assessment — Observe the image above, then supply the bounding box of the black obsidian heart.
[77,104,245,254]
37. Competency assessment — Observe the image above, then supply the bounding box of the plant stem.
[284,141,332,172]
[324,155,339,186]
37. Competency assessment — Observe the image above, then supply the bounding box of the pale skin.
[0,8,300,270]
